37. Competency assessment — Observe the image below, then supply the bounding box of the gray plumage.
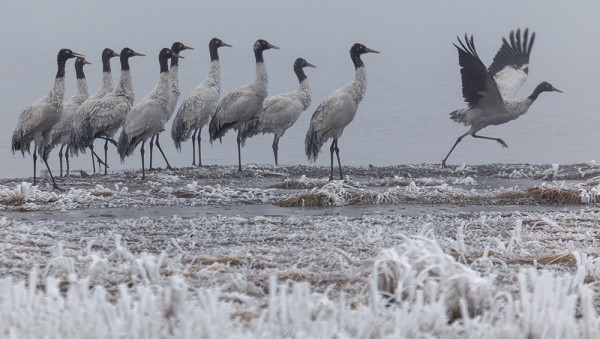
[71,48,144,175]
[305,43,379,181]
[241,58,315,165]
[209,39,279,172]
[441,29,562,167]
[49,57,91,176]
[172,38,231,166]
[117,48,181,180]
[11,48,84,189]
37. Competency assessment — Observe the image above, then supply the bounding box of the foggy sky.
[1,0,599,177]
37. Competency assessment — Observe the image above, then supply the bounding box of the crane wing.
[488,29,535,99]
[454,34,504,111]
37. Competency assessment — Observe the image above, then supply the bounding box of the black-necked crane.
[117,48,181,180]
[69,48,120,173]
[209,39,279,172]
[305,43,379,181]
[49,56,91,177]
[172,38,231,166]
[11,48,84,190]
[441,29,562,167]
[71,47,145,175]
[240,58,315,165]
[147,41,194,171]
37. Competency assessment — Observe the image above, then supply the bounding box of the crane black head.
[253,39,279,63]
[293,58,316,83]
[170,42,193,66]
[209,38,232,60]
[294,58,316,69]
[56,49,84,78]
[57,49,84,63]
[75,57,91,79]
[102,48,120,61]
[119,48,145,71]
[350,43,379,68]
[529,81,563,101]
[159,47,182,73]
[101,48,119,72]
[171,42,194,54]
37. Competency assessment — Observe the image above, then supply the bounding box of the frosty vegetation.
[1,163,600,337]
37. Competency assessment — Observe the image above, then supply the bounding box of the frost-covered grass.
[3,164,600,336]
[2,210,600,337]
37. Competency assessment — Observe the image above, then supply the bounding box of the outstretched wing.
[454,34,504,110]
[488,28,535,99]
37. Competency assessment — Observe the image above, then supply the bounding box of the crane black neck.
[351,52,364,69]
[209,44,220,61]
[170,55,180,67]
[294,65,307,83]
[254,49,266,63]
[102,56,112,73]
[75,62,86,79]
[55,58,68,79]
[528,85,545,101]
[159,55,170,73]
[120,54,131,71]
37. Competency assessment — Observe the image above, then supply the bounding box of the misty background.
[1,0,598,179]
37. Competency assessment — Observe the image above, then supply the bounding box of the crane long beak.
[183,45,194,50]
[552,87,563,93]
[366,47,380,54]
[221,42,233,47]
[133,51,145,57]
[306,62,316,68]
[73,52,85,58]
[267,43,280,50]
[81,58,92,65]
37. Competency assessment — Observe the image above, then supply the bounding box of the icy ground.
[1,163,600,337]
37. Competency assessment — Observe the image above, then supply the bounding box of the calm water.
[1,1,599,180]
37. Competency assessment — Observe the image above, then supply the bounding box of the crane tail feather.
[449,109,468,125]
[305,122,323,162]
[171,116,186,151]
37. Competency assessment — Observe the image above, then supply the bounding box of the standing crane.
[117,48,181,180]
[209,39,279,172]
[49,56,91,177]
[172,38,231,166]
[305,43,379,181]
[69,48,120,174]
[11,49,84,189]
[441,29,562,167]
[240,58,315,165]
[147,41,193,170]
[71,47,145,175]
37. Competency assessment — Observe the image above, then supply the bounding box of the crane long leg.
[33,145,38,186]
[272,135,279,166]
[65,145,70,176]
[103,138,109,175]
[141,141,146,180]
[154,134,172,169]
[329,140,335,181]
[59,145,64,177]
[90,145,96,175]
[237,131,242,172]
[472,133,508,148]
[441,132,469,168]
[197,128,202,167]
[191,130,197,166]
[42,152,62,191]
[149,135,155,171]
[334,140,343,180]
